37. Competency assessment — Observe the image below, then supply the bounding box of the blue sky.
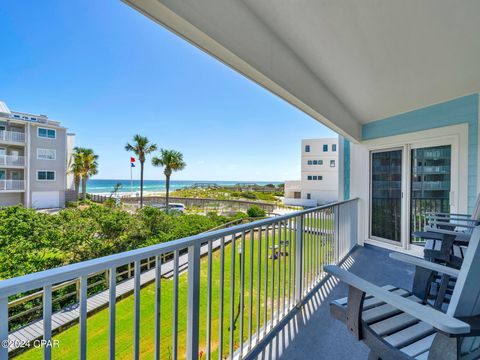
[0,0,335,181]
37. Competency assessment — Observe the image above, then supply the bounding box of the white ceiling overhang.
[123,0,480,142]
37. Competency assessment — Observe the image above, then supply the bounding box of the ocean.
[86,179,282,194]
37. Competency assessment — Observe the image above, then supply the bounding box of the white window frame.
[37,127,56,139]
[37,148,56,160]
[37,170,56,181]
[330,160,336,167]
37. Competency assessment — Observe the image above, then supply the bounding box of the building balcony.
[0,179,24,191]
[0,155,25,167]
[0,130,25,144]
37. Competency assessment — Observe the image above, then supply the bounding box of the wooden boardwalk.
[8,234,235,353]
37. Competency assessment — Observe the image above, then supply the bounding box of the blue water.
[87,179,282,194]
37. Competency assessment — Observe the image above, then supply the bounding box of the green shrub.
[247,205,266,218]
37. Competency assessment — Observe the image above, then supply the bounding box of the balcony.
[0,131,25,144]
[0,180,25,191]
[0,155,25,167]
[0,199,360,359]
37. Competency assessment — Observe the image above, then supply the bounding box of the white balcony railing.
[0,198,358,359]
[0,130,26,143]
[0,155,25,167]
[0,180,25,191]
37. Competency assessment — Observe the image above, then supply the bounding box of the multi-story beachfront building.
[284,138,339,206]
[0,101,75,208]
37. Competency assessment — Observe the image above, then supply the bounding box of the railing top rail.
[0,198,358,297]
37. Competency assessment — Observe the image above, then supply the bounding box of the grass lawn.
[16,219,334,360]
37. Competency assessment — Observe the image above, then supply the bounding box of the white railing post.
[0,297,8,359]
[334,205,340,263]
[295,215,304,305]
[187,242,201,360]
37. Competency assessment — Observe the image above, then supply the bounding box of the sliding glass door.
[410,145,452,245]
[370,149,403,243]
[369,142,454,249]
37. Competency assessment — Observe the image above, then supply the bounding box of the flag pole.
[130,163,133,195]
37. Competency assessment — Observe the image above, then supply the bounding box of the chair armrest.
[389,253,459,277]
[324,265,470,335]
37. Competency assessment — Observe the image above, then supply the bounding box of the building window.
[307,160,313,165]
[37,170,55,181]
[307,193,311,200]
[330,160,336,167]
[37,149,56,160]
[332,144,337,152]
[312,160,317,165]
[318,176,323,180]
[307,175,312,180]
[38,127,56,139]
[323,144,328,152]
[312,175,317,180]
[305,145,310,152]
[319,160,323,165]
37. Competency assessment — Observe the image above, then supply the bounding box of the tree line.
[69,134,186,210]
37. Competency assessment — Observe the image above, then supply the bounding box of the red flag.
[130,157,135,163]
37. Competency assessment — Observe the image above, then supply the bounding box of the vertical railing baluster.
[256,226,262,344]
[187,243,201,360]
[206,241,213,360]
[172,250,179,360]
[288,218,292,310]
[238,231,245,358]
[248,228,254,350]
[282,220,287,315]
[276,221,281,322]
[263,225,269,336]
[270,223,275,326]
[218,237,225,360]
[0,297,7,359]
[134,260,141,360]
[295,215,303,305]
[79,275,88,360]
[310,213,314,288]
[109,268,117,360]
[43,285,52,360]
[229,233,236,359]
[155,256,161,360]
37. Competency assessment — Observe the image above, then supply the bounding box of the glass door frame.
[406,137,459,252]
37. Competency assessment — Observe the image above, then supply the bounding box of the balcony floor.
[263,245,415,360]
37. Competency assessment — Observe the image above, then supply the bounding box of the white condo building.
[0,101,75,208]
[284,138,338,207]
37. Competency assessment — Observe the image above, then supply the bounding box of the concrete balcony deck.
[261,245,415,360]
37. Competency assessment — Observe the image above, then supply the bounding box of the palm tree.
[77,148,99,201]
[152,149,186,212]
[125,135,157,208]
[67,147,83,200]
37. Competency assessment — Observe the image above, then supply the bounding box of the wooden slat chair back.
[422,195,480,268]
[446,226,480,355]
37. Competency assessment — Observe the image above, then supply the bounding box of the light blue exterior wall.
[361,93,479,212]
[343,139,350,200]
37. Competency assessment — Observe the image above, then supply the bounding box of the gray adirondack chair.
[414,194,480,268]
[325,226,480,359]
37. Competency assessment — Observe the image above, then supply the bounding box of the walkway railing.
[0,198,358,359]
